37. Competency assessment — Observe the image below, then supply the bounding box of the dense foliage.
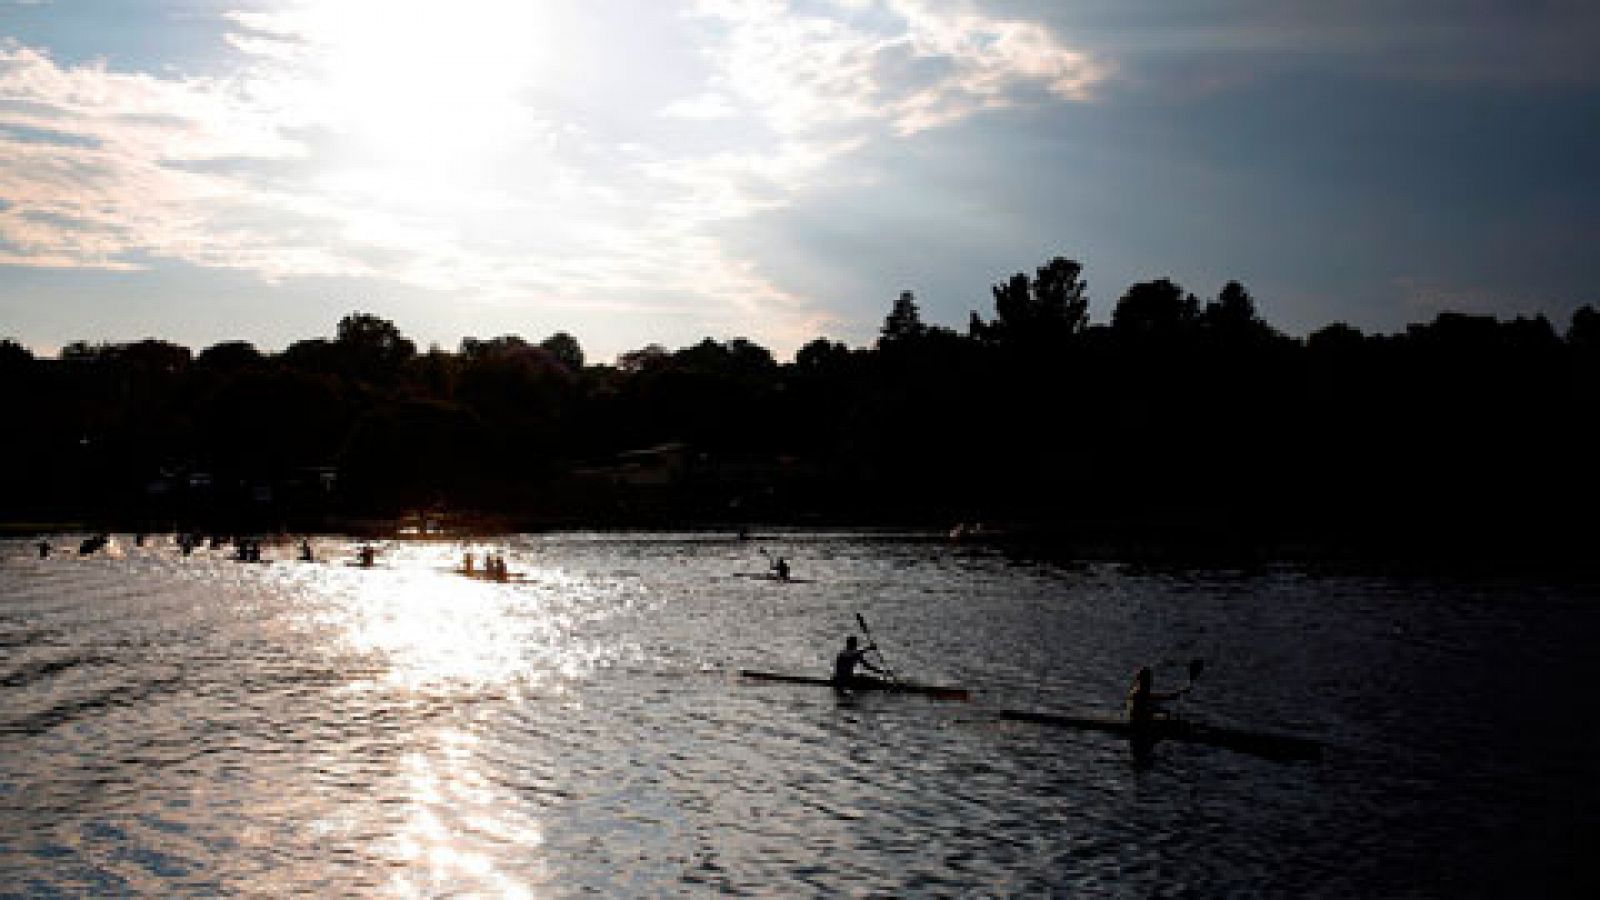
[3,255,1596,560]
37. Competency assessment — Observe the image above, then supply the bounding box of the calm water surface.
[2,532,1596,897]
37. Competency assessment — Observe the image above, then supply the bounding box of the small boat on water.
[1000,709,1321,762]
[450,567,530,583]
[740,670,970,701]
[733,572,813,583]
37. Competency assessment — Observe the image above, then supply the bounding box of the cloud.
[1020,0,1600,92]
[660,92,739,120]
[0,38,343,274]
[685,0,1107,138]
[0,2,1106,356]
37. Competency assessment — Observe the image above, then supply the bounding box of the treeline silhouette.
[3,255,1598,562]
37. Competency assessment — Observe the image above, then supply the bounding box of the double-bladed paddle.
[854,612,899,682]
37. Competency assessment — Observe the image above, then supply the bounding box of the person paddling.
[771,555,791,581]
[1125,665,1191,727]
[1124,664,1195,761]
[833,635,888,685]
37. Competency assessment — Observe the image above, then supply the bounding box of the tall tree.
[879,290,927,347]
[1030,256,1090,335]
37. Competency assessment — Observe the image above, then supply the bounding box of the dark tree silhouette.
[1566,305,1600,353]
[2,262,1593,567]
[336,312,416,381]
[59,341,114,363]
[0,338,33,368]
[541,332,585,372]
[617,343,668,374]
[117,339,192,374]
[879,290,927,346]
[196,341,264,372]
[980,257,1089,340]
[795,338,851,374]
[1112,278,1199,339]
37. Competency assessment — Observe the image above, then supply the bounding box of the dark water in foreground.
[2,532,1596,897]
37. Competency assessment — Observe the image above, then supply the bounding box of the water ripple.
[2,535,1597,896]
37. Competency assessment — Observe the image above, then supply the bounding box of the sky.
[1,0,1597,362]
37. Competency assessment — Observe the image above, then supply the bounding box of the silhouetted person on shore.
[462,552,476,575]
[833,636,887,684]
[358,545,376,567]
[37,539,50,558]
[771,556,791,581]
[298,539,314,562]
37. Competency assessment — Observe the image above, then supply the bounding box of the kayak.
[740,670,970,701]
[453,569,530,583]
[1000,709,1321,762]
[733,572,814,583]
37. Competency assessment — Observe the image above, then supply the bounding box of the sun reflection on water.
[281,544,603,896]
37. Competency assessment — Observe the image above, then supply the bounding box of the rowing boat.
[740,670,970,701]
[1000,709,1321,761]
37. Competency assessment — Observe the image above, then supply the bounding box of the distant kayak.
[740,669,969,701]
[733,572,814,583]
[1000,709,1321,762]
[448,568,530,583]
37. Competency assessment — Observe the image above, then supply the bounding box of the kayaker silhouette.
[1126,665,1192,725]
[758,547,790,580]
[1125,664,1195,761]
[833,635,887,684]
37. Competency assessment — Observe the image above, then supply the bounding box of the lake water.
[2,531,1596,897]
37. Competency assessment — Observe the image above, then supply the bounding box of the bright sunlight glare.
[296,0,558,167]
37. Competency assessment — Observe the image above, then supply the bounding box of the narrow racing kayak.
[733,572,814,583]
[740,670,969,701]
[1000,709,1321,762]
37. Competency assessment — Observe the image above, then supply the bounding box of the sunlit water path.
[2,532,1596,896]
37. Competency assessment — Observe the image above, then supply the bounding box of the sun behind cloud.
[1,0,1110,357]
[231,1,564,170]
